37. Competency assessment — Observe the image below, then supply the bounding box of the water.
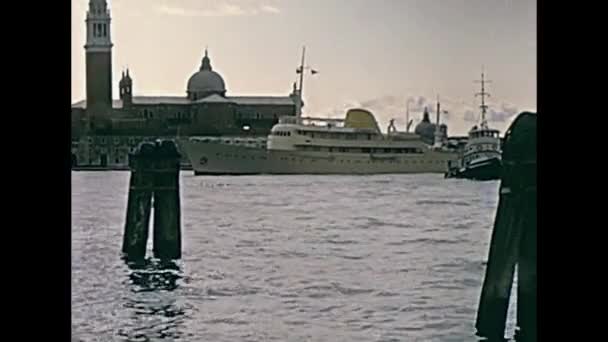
[72,172,517,341]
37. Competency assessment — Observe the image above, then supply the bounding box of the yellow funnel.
[344,108,381,133]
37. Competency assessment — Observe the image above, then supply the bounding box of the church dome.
[414,107,437,143]
[187,49,226,99]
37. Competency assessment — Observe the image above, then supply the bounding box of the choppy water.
[72,172,516,341]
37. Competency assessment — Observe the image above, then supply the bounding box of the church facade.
[72,0,299,168]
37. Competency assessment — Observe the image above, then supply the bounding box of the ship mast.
[294,46,318,120]
[475,66,492,128]
[406,98,410,132]
[436,94,441,126]
[433,95,443,149]
[296,46,306,119]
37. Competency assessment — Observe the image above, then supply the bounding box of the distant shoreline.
[72,165,193,172]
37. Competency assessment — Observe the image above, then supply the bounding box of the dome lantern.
[187,48,226,100]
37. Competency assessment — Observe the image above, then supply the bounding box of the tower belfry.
[85,0,114,116]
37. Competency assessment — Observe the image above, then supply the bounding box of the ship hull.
[445,157,502,181]
[180,139,458,175]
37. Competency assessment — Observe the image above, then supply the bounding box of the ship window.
[288,132,291,136]
[362,148,371,153]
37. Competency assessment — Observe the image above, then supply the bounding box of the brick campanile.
[85,0,113,116]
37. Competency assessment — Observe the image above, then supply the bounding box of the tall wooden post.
[152,140,182,260]
[122,142,156,260]
[475,112,537,341]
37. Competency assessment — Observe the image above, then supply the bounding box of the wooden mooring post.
[475,112,536,342]
[152,140,182,260]
[122,140,182,261]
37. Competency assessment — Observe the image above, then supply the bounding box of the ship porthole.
[199,157,208,165]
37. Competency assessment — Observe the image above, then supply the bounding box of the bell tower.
[119,69,133,107]
[85,0,113,116]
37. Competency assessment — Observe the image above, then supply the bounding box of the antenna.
[475,66,492,125]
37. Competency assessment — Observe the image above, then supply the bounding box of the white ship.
[179,46,459,175]
[179,108,459,175]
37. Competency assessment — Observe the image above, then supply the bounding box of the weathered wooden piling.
[475,112,536,341]
[152,140,182,260]
[122,142,156,260]
[122,140,182,261]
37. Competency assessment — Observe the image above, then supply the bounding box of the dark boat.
[445,68,502,181]
[446,154,501,181]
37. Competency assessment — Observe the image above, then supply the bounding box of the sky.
[72,0,536,135]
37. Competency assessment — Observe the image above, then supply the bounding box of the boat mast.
[436,94,441,126]
[433,95,443,148]
[295,46,306,119]
[475,66,492,128]
[406,98,410,132]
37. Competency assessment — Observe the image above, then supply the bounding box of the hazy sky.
[72,0,536,135]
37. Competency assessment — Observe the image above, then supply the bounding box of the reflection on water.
[126,258,182,292]
[117,258,187,341]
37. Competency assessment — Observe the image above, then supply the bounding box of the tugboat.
[445,68,502,181]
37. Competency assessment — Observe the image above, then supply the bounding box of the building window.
[103,24,107,37]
